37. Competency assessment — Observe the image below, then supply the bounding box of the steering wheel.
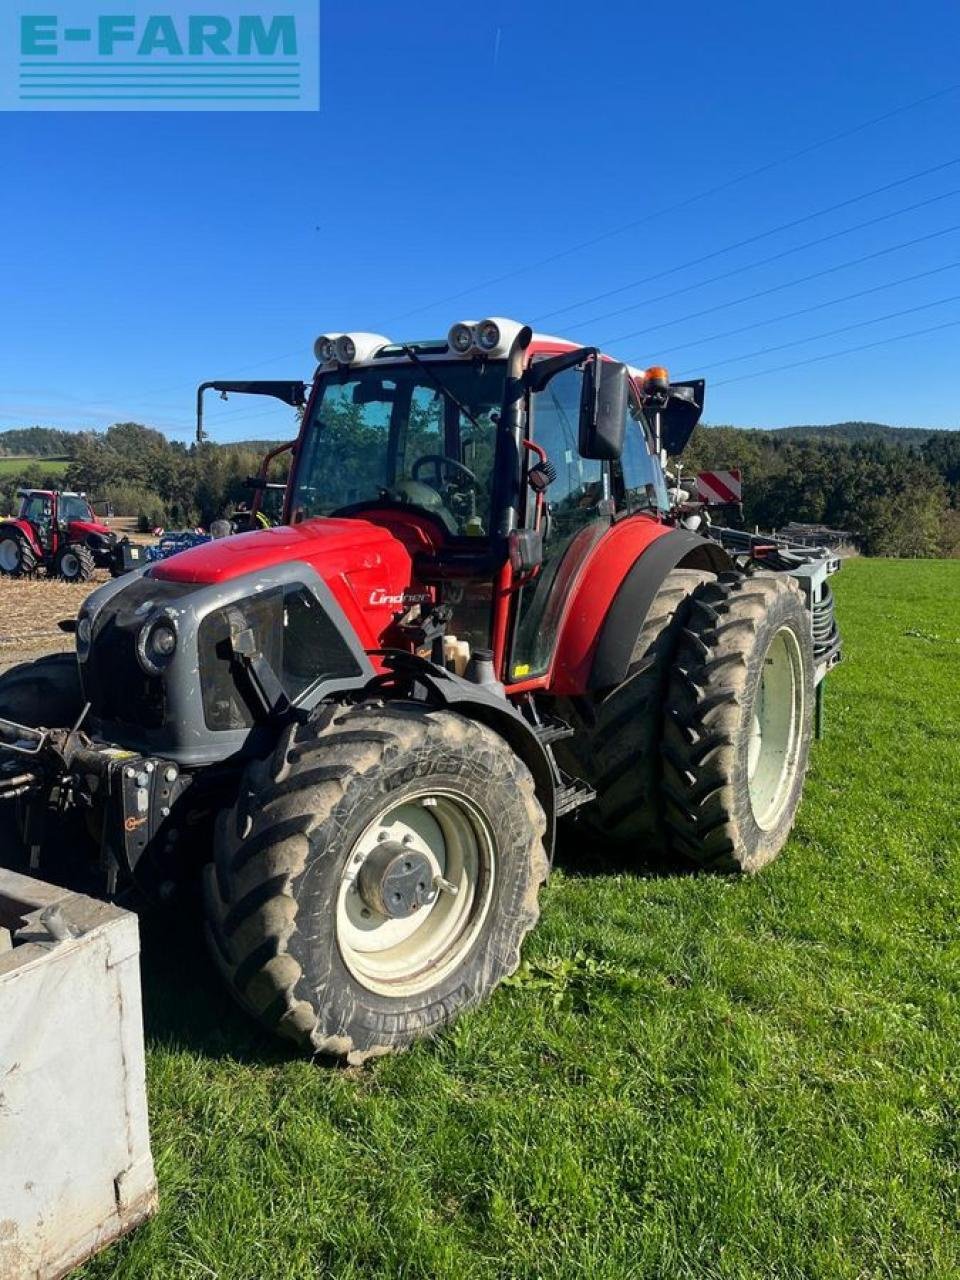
[410,454,478,489]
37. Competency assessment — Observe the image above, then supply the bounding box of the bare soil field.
[0,572,108,669]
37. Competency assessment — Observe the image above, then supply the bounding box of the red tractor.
[0,320,840,1063]
[0,489,129,582]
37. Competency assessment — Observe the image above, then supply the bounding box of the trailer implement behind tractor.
[0,318,840,1062]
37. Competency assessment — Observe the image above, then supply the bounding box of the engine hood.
[148,516,430,651]
[69,519,114,540]
[148,517,410,585]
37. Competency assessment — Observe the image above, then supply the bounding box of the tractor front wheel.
[205,704,549,1062]
[661,572,815,873]
[0,533,37,578]
[54,544,95,583]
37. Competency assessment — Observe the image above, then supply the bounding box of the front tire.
[54,544,95,583]
[205,703,549,1062]
[661,572,815,873]
[0,652,84,727]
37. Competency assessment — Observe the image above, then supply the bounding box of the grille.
[198,584,362,731]
[82,578,201,731]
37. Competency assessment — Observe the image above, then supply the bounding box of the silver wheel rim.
[746,625,805,831]
[336,788,495,997]
[0,540,20,572]
[60,553,80,578]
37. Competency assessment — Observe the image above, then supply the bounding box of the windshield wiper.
[400,345,487,436]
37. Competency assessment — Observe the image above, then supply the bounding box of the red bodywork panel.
[0,519,43,555]
[66,518,113,542]
[511,514,673,697]
[149,514,439,655]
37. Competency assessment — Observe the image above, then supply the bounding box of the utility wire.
[678,292,960,376]
[709,316,960,387]
[533,157,960,324]
[568,187,960,334]
[611,222,960,355]
[124,86,960,413]
[652,260,960,358]
[379,81,960,326]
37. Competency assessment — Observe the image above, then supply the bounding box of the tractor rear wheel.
[54,544,95,583]
[205,703,549,1062]
[661,572,814,873]
[553,567,714,854]
[0,533,37,578]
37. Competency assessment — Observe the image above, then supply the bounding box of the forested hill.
[686,423,960,557]
[704,421,953,447]
[0,426,77,456]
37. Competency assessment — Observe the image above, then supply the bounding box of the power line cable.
[125,86,960,410]
[533,157,960,324]
[652,260,960,358]
[611,222,960,355]
[568,186,960,334]
[709,316,960,387]
[678,292,960,376]
[379,81,960,326]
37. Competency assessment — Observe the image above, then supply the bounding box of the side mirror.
[659,380,705,456]
[579,356,628,460]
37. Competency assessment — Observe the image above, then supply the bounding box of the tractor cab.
[196,319,702,688]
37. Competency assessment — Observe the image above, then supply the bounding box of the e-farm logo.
[3,1,318,111]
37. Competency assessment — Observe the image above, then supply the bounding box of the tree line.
[684,425,960,558]
[0,419,958,556]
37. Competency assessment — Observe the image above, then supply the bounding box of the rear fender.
[0,519,41,556]
[587,529,732,692]
[549,523,732,696]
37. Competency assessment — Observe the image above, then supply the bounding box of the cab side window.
[510,365,610,679]
[612,389,669,513]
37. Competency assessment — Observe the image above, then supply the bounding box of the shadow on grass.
[553,817,695,881]
[135,904,296,1068]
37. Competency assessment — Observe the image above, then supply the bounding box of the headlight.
[138,617,178,674]
[476,319,501,352]
[335,334,357,364]
[314,334,340,363]
[448,322,474,355]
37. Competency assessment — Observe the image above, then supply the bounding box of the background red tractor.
[0,489,129,582]
[0,319,841,1063]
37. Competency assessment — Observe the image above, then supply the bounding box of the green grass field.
[81,558,960,1280]
[0,455,70,477]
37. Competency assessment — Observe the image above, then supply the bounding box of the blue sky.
[1,0,959,442]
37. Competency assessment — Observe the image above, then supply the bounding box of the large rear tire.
[661,572,814,873]
[205,703,549,1062]
[0,533,37,578]
[553,567,714,853]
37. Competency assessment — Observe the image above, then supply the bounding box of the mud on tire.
[205,702,549,1063]
[661,572,815,874]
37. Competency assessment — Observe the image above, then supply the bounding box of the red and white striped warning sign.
[696,469,742,504]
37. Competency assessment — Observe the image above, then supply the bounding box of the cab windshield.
[290,360,506,537]
[59,496,95,523]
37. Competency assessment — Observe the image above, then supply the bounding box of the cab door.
[508,363,613,681]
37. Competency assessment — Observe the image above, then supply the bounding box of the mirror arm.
[526,347,598,393]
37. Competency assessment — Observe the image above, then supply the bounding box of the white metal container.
[0,868,157,1280]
